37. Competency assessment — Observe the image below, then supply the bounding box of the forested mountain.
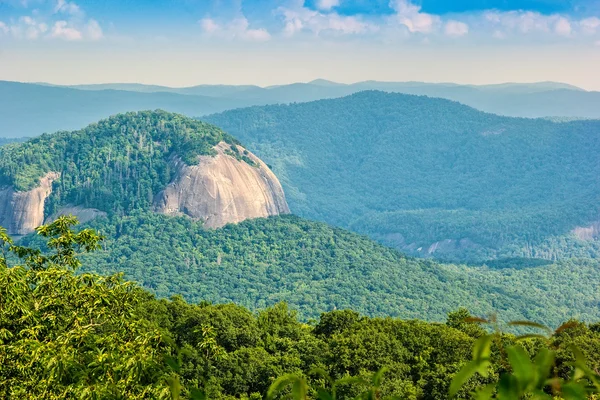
[0,111,288,234]
[3,79,600,137]
[19,212,600,328]
[4,108,600,332]
[206,91,600,262]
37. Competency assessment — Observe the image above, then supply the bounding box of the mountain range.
[2,79,600,137]
[2,110,600,328]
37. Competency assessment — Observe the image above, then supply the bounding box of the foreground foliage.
[0,217,171,399]
[5,218,600,399]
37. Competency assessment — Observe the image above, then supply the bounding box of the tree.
[0,216,171,399]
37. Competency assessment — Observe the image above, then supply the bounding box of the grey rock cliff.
[154,142,290,228]
[0,172,59,235]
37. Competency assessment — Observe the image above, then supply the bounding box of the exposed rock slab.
[572,221,600,240]
[154,142,290,228]
[46,205,107,225]
[0,172,59,235]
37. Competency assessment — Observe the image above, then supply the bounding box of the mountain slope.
[206,91,600,261]
[18,211,600,327]
[0,111,288,233]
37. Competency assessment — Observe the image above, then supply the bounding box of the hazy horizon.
[4,78,595,92]
[1,0,600,90]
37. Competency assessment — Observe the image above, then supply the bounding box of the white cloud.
[481,10,596,38]
[200,18,220,34]
[199,16,271,42]
[492,30,505,39]
[316,0,340,11]
[554,17,571,36]
[283,16,303,36]
[444,20,469,37]
[389,0,439,34]
[278,6,374,36]
[580,17,600,35]
[8,16,48,39]
[484,11,551,34]
[86,19,103,40]
[1,0,103,41]
[54,0,81,16]
[51,20,82,40]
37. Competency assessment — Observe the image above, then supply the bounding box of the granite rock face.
[0,142,289,234]
[0,172,60,235]
[153,142,290,228]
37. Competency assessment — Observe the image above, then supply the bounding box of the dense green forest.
[3,218,600,399]
[4,109,600,327]
[0,111,239,215]
[20,212,600,327]
[206,91,600,262]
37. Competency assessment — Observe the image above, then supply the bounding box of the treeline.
[3,217,600,399]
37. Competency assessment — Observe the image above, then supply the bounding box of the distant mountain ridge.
[2,79,599,138]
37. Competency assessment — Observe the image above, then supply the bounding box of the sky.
[1,0,600,89]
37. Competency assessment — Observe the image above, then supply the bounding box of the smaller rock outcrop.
[0,172,60,235]
[572,221,600,241]
[154,142,290,228]
[46,205,108,225]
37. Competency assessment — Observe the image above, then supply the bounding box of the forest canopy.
[20,212,600,328]
[206,91,600,262]
[3,218,600,399]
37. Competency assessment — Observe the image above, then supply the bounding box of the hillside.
[206,91,600,262]
[0,111,288,233]
[3,80,600,137]
[16,212,600,328]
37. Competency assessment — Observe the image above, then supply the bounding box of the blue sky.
[1,0,599,88]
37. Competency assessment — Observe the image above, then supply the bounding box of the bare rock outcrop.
[572,221,600,240]
[0,172,60,235]
[154,142,290,228]
[46,205,108,225]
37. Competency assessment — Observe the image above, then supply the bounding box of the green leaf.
[533,348,554,387]
[473,335,493,361]
[561,382,588,400]
[316,388,334,400]
[371,367,388,387]
[190,388,206,400]
[449,360,479,398]
[267,374,306,400]
[473,383,495,400]
[168,375,182,400]
[497,374,521,400]
[506,345,535,387]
